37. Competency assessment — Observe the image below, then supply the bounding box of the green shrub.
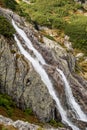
[24,108,33,115]
[3,0,17,11]
[0,93,15,116]
[49,119,64,127]
[64,16,87,54]
[0,16,15,37]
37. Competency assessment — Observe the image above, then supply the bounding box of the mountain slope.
[0,1,87,130]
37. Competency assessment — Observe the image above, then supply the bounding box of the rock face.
[0,7,87,130]
[0,35,55,122]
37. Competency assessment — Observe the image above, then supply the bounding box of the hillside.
[0,0,87,130]
[17,0,87,78]
[18,0,87,53]
[0,0,87,53]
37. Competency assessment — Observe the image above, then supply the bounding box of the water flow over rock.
[57,68,87,122]
[14,34,80,130]
[12,20,46,65]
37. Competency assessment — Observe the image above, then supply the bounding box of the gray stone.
[0,35,56,122]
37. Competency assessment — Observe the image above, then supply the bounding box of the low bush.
[0,93,15,116]
[65,16,87,54]
[49,119,64,127]
[0,16,15,37]
[0,0,18,11]
[24,108,33,115]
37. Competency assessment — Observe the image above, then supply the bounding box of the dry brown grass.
[0,106,43,127]
[0,124,18,130]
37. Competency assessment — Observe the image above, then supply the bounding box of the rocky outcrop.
[42,37,87,114]
[0,115,70,130]
[0,35,56,122]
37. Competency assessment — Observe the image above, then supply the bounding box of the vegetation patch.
[49,119,64,128]
[18,0,82,29]
[0,0,18,11]
[0,16,15,37]
[65,15,87,54]
[18,0,87,54]
[24,108,33,116]
[0,94,15,116]
[0,94,43,126]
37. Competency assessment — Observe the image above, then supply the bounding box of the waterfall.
[14,35,80,130]
[12,20,46,65]
[57,68,87,122]
[12,18,87,129]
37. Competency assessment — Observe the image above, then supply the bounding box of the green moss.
[0,16,15,37]
[49,119,64,128]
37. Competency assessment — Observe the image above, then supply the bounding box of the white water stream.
[14,35,80,130]
[57,68,87,122]
[12,19,87,130]
[12,20,46,65]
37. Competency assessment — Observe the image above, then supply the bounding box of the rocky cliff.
[0,7,87,130]
[0,33,56,122]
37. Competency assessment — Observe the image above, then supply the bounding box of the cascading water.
[12,18,87,129]
[14,35,80,130]
[57,68,87,122]
[12,20,46,65]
